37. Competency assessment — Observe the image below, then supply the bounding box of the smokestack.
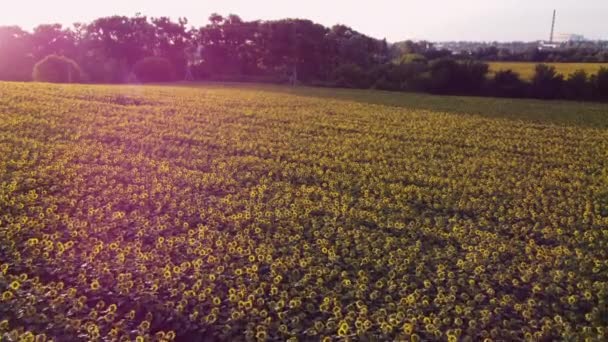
[550,10,556,43]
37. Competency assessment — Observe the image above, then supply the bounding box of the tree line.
[0,14,391,83]
[1,15,192,83]
[1,14,607,101]
[470,46,608,63]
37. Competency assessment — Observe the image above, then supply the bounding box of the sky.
[0,0,606,42]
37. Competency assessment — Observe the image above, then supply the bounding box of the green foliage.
[133,57,176,82]
[0,26,36,81]
[563,70,591,100]
[531,64,564,99]
[1,16,607,102]
[593,67,608,100]
[475,45,608,63]
[458,60,490,92]
[332,63,371,88]
[428,59,489,94]
[369,63,427,91]
[32,55,82,83]
[398,53,427,64]
[81,57,129,84]
[492,70,527,98]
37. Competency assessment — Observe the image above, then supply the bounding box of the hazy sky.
[1,0,606,42]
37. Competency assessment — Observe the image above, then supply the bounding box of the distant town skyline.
[0,0,606,42]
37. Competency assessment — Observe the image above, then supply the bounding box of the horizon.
[0,0,607,42]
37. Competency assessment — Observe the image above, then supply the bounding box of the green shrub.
[563,70,591,100]
[332,63,371,89]
[133,57,176,83]
[492,70,527,98]
[428,59,488,94]
[531,64,564,99]
[398,53,427,64]
[592,67,608,100]
[32,55,82,83]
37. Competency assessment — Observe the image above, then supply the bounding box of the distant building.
[554,33,586,43]
[539,42,559,50]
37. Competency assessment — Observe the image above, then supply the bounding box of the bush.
[531,64,563,99]
[133,57,176,83]
[369,63,428,91]
[427,59,488,94]
[398,53,427,65]
[32,55,82,83]
[190,62,212,80]
[563,70,591,100]
[592,67,608,100]
[491,70,527,98]
[81,57,129,84]
[458,60,489,93]
[369,65,402,91]
[332,63,371,89]
[427,59,459,93]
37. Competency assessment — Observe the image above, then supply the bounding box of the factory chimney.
[550,10,556,43]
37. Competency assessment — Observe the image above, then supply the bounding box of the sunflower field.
[0,82,607,341]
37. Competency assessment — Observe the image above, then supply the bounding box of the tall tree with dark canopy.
[0,26,35,81]
[150,17,192,79]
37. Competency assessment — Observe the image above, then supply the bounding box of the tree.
[492,70,527,98]
[151,17,192,79]
[474,46,499,60]
[332,63,370,88]
[592,67,608,100]
[370,63,427,91]
[133,56,175,82]
[30,24,76,61]
[457,60,489,93]
[423,48,452,61]
[563,70,591,100]
[83,15,156,76]
[196,14,240,76]
[280,19,328,82]
[2,13,605,101]
[329,25,379,69]
[390,40,432,58]
[0,26,35,81]
[33,55,82,83]
[428,59,488,94]
[75,15,157,83]
[531,64,564,99]
[398,54,427,64]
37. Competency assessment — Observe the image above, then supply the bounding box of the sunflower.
[1,291,14,301]
[90,280,101,291]
[9,281,20,291]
